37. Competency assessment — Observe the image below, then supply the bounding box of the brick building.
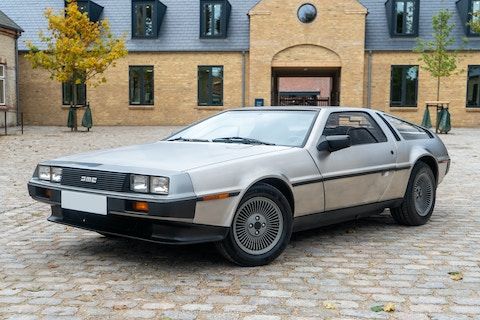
[0,0,479,126]
[0,10,22,127]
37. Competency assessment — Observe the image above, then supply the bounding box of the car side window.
[322,112,388,146]
[383,114,432,140]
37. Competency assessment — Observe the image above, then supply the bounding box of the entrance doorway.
[272,67,341,106]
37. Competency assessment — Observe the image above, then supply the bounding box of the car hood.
[45,141,291,175]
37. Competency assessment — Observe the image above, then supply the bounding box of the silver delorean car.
[28,107,450,266]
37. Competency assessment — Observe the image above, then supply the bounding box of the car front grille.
[61,168,129,192]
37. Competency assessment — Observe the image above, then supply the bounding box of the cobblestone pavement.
[0,126,479,320]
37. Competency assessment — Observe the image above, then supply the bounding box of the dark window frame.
[129,65,155,106]
[131,0,167,39]
[466,65,480,108]
[456,0,480,37]
[386,0,420,37]
[62,82,87,106]
[390,65,419,108]
[199,0,231,39]
[469,0,480,36]
[64,0,104,22]
[0,64,5,106]
[198,65,224,107]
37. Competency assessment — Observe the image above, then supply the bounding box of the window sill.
[466,107,480,112]
[129,105,154,110]
[61,105,86,109]
[390,34,419,38]
[131,35,159,40]
[195,106,225,111]
[200,36,228,40]
[390,107,418,112]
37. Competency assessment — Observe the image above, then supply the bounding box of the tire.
[216,183,293,267]
[391,162,437,226]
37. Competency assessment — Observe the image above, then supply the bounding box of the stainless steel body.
[28,107,450,245]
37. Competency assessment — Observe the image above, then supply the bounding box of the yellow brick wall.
[0,31,18,126]
[368,51,480,127]
[18,51,248,126]
[248,0,367,107]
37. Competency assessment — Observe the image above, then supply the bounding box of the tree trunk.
[73,83,78,132]
[436,77,441,102]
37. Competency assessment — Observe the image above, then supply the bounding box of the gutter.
[15,33,20,124]
[241,50,246,107]
[366,50,372,109]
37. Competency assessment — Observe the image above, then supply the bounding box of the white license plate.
[61,191,107,215]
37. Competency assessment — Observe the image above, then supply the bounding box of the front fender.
[188,148,320,227]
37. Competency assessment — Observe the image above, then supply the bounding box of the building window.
[200,0,231,38]
[62,82,87,106]
[471,0,480,34]
[386,0,419,36]
[129,66,154,105]
[0,65,5,105]
[198,66,223,106]
[132,1,167,38]
[297,4,317,24]
[133,2,155,37]
[390,65,419,107]
[65,0,104,22]
[457,0,480,36]
[467,66,480,108]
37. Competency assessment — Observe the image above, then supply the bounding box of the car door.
[313,111,397,211]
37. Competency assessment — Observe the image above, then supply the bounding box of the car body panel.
[28,106,450,245]
[190,148,324,226]
[48,141,291,172]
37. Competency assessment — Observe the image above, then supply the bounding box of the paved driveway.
[0,126,479,320]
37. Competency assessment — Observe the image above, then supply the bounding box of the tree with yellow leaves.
[25,0,127,131]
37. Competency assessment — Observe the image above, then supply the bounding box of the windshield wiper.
[212,137,276,146]
[168,137,210,142]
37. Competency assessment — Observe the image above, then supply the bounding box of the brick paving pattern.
[0,126,479,320]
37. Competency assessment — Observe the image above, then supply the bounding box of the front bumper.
[28,182,229,245]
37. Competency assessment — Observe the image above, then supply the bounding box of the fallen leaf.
[47,263,59,269]
[113,305,128,311]
[323,301,337,310]
[371,305,384,312]
[448,271,463,281]
[383,303,396,312]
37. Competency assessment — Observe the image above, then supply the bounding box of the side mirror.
[317,135,351,153]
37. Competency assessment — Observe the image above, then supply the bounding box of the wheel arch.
[246,176,295,216]
[414,155,439,183]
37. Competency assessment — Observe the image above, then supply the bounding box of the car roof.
[231,106,377,113]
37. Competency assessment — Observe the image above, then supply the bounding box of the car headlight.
[38,166,62,183]
[130,175,170,195]
[38,165,51,181]
[130,175,149,193]
[150,176,169,195]
[51,167,63,182]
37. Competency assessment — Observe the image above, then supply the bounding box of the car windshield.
[168,110,318,147]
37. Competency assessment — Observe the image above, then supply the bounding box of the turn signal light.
[132,201,149,213]
[201,193,230,201]
[39,188,52,199]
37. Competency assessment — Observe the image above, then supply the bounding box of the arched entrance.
[271,44,342,106]
[272,67,341,106]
